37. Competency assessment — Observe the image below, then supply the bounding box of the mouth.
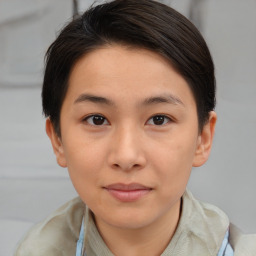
[103,183,153,202]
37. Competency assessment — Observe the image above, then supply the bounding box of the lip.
[103,183,152,202]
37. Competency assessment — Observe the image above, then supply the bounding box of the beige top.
[15,190,256,256]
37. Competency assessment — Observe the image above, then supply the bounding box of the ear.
[45,119,67,168]
[193,111,217,167]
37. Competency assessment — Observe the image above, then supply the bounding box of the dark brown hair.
[42,0,216,136]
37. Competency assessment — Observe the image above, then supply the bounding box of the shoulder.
[171,190,230,255]
[229,223,256,256]
[183,190,230,231]
[184,191,256,255]
[14,197,85,256]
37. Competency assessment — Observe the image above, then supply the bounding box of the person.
[15,0,256,255]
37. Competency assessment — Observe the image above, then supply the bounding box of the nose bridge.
[109,122,146,171]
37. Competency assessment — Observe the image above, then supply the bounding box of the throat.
[93,199,182,256]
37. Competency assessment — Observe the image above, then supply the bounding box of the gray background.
[0,0,255,255]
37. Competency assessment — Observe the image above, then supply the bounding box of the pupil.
[153,116,164,125]
[93,116,105,125]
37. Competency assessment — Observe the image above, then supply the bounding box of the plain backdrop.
[0,0,255,255]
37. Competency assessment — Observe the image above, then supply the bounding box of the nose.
[108,125,146,172]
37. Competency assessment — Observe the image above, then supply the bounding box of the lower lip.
[106,189,151,202]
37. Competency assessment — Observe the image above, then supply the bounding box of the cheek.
[153,147,192,205]
[62,135,106,188]
[63,130,104,165]
[152,133,197,166]
[65,143,104,206]
[149,132,198,187]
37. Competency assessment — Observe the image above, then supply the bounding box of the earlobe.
[45,119,67,168]
[193,111,217,167]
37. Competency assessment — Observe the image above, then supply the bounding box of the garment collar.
[83,190,230,256]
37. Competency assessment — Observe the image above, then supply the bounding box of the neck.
[94,199,181,256]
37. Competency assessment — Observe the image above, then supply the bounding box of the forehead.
[65,45,195,108]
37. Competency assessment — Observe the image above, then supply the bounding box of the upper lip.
[104,183,152,191]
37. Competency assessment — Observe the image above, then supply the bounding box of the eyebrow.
[142,94,184,107]
[74,93,184,107]
[74,93,115,106]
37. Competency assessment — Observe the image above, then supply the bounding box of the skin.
[46,45,216,256]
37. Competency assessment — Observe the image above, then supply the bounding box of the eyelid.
[146,114,173,126]
[82,114,110,126]
[81,113,174,126]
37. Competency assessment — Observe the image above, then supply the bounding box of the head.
[43,0,217,236]
[42,0,215,137]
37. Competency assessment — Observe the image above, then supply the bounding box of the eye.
[84,115,109,126]
[146,115,172,126]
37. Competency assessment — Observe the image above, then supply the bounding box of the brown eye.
[147,115,171,125]
[85,115,109,126]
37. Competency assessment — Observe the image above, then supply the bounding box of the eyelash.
[83,114,109,126]
[146,115,172,126]
[83,114,173,126]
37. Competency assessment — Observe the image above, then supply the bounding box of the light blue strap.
[217,230,234,256]
[76,218,85,256]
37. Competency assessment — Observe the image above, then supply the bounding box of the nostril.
[112,163,142,171]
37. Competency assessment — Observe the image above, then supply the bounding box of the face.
[47,45,216,231]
